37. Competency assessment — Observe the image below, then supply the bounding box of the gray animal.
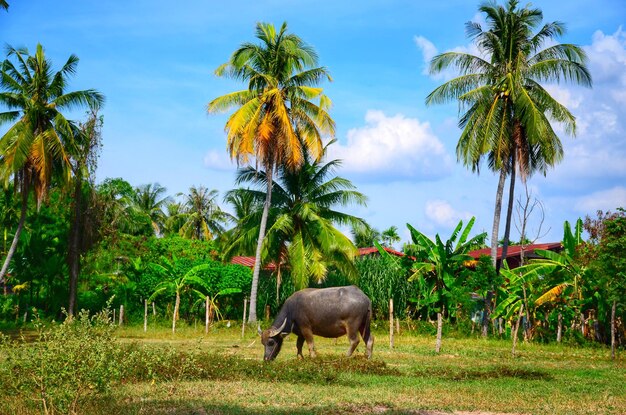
[258,286,374,360]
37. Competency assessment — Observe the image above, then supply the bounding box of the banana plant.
[148,256,211,334]
[406,217,487,353]
[518,219,587,332]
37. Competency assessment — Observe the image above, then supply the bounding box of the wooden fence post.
[389,298,394,349]
[241,297,248,338]
[152,301,156,316]
[119,305,124,326]
[144,299,148,332]
[205,296,210,334]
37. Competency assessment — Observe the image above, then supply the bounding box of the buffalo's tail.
[360,306,373,344]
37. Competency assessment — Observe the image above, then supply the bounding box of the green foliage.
[0,309,121,414]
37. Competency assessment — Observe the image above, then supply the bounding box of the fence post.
[119,305,124,326]
[152,301,156,316]
[205,296,210,335]
[241,296,248,338]
[144,299,148,332]
[389,298,394,349]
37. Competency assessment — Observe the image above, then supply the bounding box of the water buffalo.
[258,285,374,360]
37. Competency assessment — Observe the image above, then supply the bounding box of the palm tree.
[163,200,186,236]
[0,44,104,283]
[208,22,335,322]
[226,140,366,291]
[351,223,381,248]
[0,2,8,11]
[426,0,591,336]
[178,186,232,241]
[408,217,487,352]
[381,226,401,249]
[133,183,171,235]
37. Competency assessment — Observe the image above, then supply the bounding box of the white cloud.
[203,150,233,171]
[575,187,626,213]
[414,35,437,75]
[328,110,452,181]
[425,199,473,228]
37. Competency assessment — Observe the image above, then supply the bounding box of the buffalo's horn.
[268,317,288,337]
[257,325,263,336]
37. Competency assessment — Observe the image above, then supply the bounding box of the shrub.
[0,308,122,415]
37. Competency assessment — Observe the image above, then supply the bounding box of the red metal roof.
[468,242,562,260]
[230,256,278,271]
[358,246,405,257]
[230,246,405,270]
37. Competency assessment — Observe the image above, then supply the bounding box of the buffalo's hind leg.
[346,329,360,357]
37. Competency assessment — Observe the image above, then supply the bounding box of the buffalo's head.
[258,318,288,361]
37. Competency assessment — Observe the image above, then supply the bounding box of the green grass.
[2,322,625,414]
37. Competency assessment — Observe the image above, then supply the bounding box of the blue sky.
[2,0,626,245]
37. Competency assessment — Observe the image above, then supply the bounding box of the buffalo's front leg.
[296,335,305,359]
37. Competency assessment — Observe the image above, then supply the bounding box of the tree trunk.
[557,312,563,343]
[611,300,616,360]
[144,299,148,333]
[248,167,273,323]
[0,183,30,284]
[68,177,83,317]
[484,169,507,336]
[512,304,524,357]
[173,291,180,334]
[490,169,507,268]
[497,153,516,275]
[435,311,443,353]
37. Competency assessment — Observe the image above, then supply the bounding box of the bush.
[0,308,122,415]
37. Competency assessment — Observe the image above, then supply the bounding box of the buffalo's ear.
[257,325,263,336]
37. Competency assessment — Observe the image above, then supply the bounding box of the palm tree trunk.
[435,310,443,353]
[483,168,507,337]
[611,300,616,360]
[497,153,516,275]
[0,182,29,284]
[248,167,273,323]
[68,178,83,317]
[173,291,180,334]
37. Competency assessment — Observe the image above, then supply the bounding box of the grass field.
[3,322,625,414]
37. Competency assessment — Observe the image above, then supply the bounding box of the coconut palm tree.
[208,22,335,322]
[426,0,591,335]
[382,226,401,249]
[225,140,366,291]
[133,183,171,235]
[178,186,232,241]
[0,44,104,283]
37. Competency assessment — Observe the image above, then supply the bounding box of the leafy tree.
[583,209,626,358]
[426,0,591,335]
[208,22,335,322]
[350,223,381,248]
[94,178,151,237]
[0,44,104,283]
[0,1,7,11]
[226,141,366,292]
[408,217,487,352]
[67,109,103,316]
[178,186,231,241]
